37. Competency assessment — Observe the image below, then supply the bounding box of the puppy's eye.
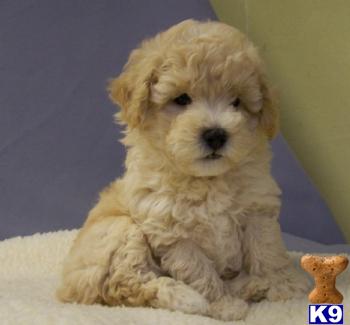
[231,97,241,108]
[173,93,192,106]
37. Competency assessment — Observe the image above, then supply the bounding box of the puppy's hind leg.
[57,215,158,305]
[57,216,208,316]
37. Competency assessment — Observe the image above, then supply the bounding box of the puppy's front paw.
[266,266,311,301]
[208,295,249,321]
[238,275,270,302]
[225,272,269,302]
[191,273,224,302]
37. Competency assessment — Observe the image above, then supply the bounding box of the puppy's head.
[109,20,278,177]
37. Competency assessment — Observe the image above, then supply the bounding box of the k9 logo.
[308,305,343,324]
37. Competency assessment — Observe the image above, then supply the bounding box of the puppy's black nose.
[201,128,228,151]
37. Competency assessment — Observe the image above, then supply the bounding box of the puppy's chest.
[192,210,243,275]
[173,186,244,274]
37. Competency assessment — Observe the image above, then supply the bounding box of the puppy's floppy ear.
[244,43,279,139]
[258,75,279,139]
[108,47,158,128]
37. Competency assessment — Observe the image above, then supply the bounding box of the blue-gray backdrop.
[0,0,344,244]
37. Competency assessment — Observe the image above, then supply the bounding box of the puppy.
[57,19,310,321]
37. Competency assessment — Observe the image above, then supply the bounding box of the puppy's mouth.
[203,152,223,160]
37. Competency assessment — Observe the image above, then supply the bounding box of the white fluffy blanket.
[0,230,349,325]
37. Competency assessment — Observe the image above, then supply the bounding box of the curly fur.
[56,19,311,321]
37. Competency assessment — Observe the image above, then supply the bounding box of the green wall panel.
[211,0,350,241]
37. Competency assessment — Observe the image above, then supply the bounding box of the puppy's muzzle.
[201,127,228,151]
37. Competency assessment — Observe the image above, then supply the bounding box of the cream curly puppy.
[57,19,310,321]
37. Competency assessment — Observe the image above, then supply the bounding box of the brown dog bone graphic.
[301,255,348,304]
